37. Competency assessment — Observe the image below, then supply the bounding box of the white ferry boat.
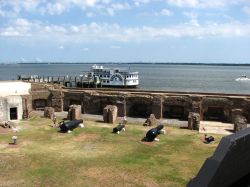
[85,64,139,87]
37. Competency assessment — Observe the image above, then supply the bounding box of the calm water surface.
[0,63,250,94]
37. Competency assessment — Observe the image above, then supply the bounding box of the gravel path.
[31,111,188,127]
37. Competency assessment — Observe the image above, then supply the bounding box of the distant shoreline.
[0,62,250,66]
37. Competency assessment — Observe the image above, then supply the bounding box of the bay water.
[0,63,249,94]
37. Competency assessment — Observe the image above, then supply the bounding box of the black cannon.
[142,124,165,142]
[59,119,84,133]
[203,134,215,144]
[113,123,125,134]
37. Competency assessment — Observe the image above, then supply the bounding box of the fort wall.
[30,83,250,123]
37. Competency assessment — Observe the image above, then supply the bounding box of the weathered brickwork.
[29,83,250,124]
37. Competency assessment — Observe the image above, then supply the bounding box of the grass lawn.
[0,115,222,187]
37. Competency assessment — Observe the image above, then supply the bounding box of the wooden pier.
[17,75,102,88]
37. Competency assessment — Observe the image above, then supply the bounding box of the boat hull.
[101,84,138,88]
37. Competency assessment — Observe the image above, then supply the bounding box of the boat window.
[107,80,109,83]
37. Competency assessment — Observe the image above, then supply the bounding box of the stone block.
[143,114,158,126]
[44,107,55,119]
[103,105,117,124]
[232,109,243,122]
[188,112,200,130]
[234,114,247,132]
[68,105,82,120]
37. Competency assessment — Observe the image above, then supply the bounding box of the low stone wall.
[29,83,250,123]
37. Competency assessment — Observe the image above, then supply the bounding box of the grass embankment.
[0,116,222,187]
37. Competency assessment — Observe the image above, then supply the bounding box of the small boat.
[235,75,250,81]
[84,64,139,87]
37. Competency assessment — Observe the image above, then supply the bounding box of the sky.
[0,0,250,63]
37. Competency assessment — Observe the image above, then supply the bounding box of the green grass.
[0,116,222,187]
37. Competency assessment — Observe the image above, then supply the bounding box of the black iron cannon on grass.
[142,124,166,142]
[59,119,84,133]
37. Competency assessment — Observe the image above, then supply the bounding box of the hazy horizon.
[1,61,250,65]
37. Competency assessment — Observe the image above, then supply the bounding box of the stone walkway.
[199,121,234,135]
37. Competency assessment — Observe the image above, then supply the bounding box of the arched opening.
[163,105,186,120]
[203,107,227,122]
[128,103,151,118]
[162,96,192,120]
[201,98,233,122]
[33,99,47,110]
[70,99,81,105]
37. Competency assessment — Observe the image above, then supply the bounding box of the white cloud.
[15,18,32,27]
[133,0,151,7]
[111,3,130,10]
[0,0,114,17]
[160,9,173,16]
[0,27,20,37]
[21,1,40,12]
[168,0,199,8]
[183,12,199,26]
[167,0,237,9]
[47,2,67,15]
[1,19,250,42]
[183,11,198,19]
[85,0,98,7]
[106,3,130,16]
[243,6,250,15]
[70,26,80,33]
[59,45,64,49]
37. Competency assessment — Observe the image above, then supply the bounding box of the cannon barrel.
[113,124,125,133]
[59,119,83,132]
[145,125,164,142]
